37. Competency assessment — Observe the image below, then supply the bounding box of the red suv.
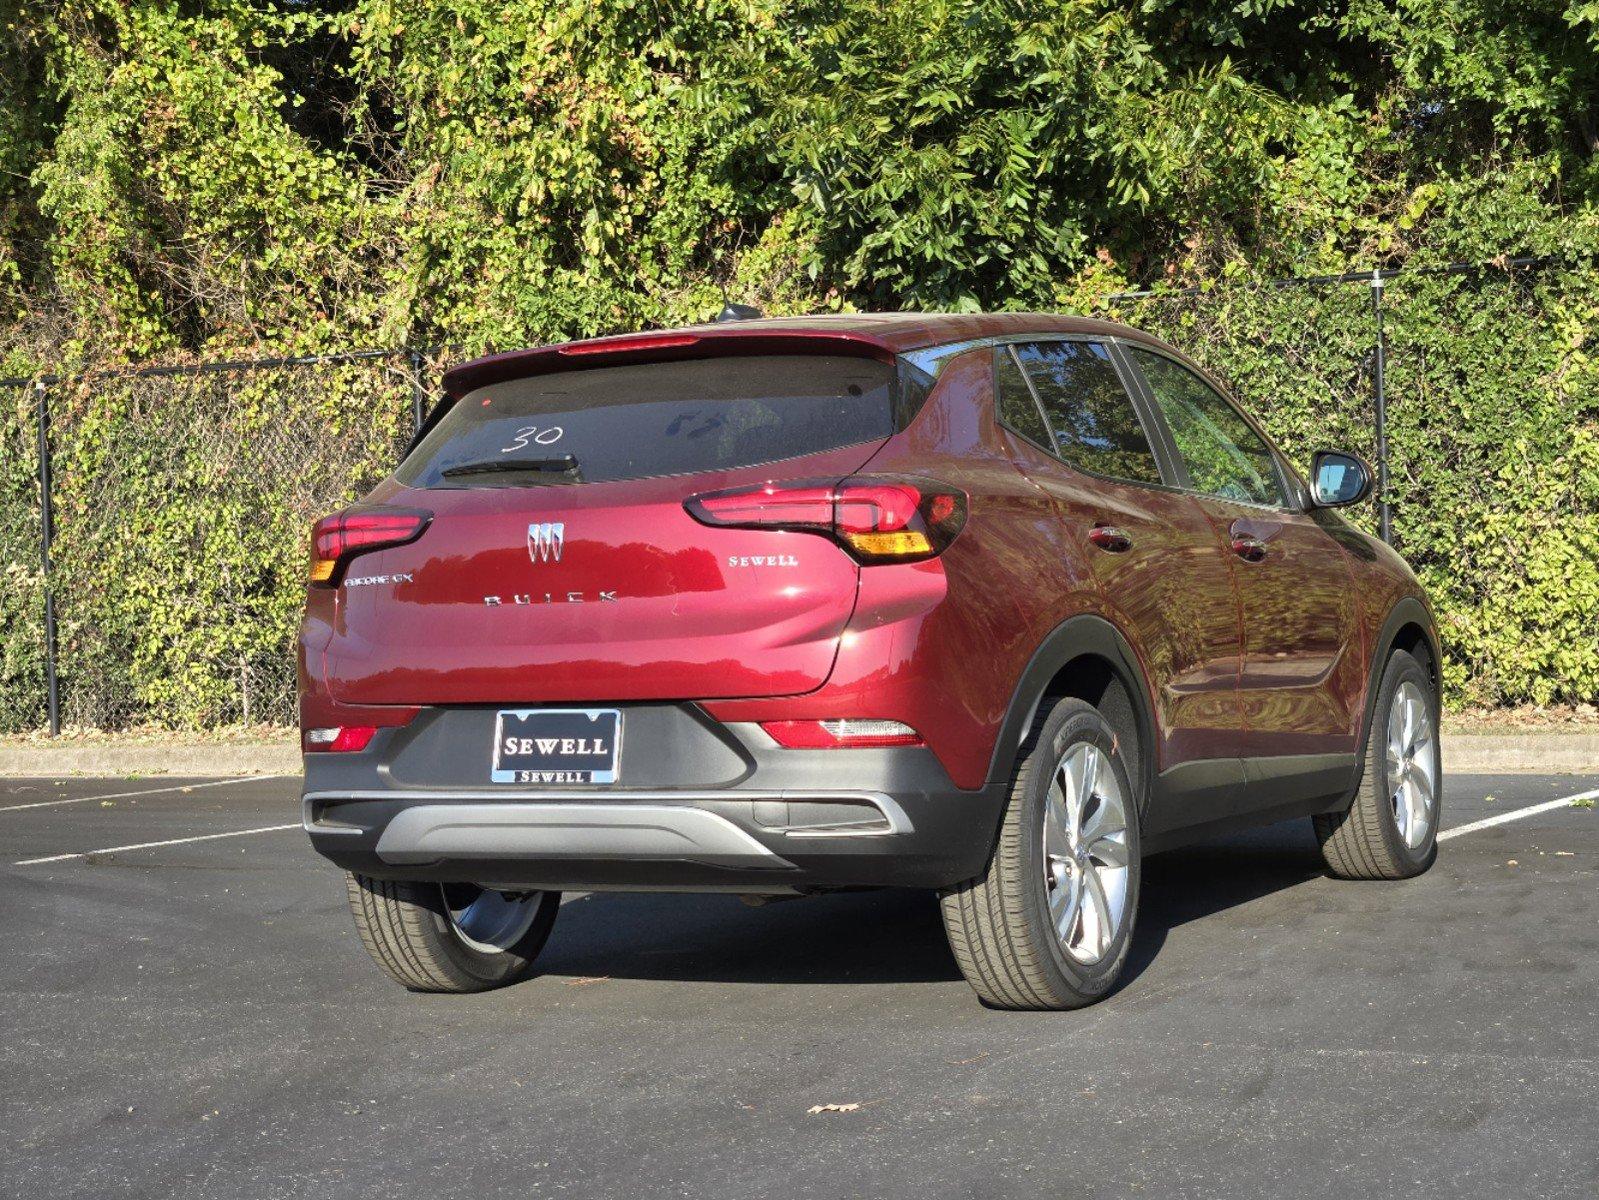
[299,313,1441,1009]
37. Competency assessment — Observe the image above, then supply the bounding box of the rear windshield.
[396,354,902,488]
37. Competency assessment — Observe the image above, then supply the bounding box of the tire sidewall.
[1020,703,1142,1001]
[1367,652,1441,872]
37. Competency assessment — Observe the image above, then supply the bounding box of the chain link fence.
[1,348,456,733]
[2,257,1596,732]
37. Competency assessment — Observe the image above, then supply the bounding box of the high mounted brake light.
[309,506,432,585]
[684,476,967,564]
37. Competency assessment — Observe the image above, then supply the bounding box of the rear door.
[995,341,1246,768]
[1121,346,1363,759]
[322,353,907,705]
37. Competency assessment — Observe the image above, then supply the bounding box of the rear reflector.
[310,506,432,586]
[761,719,924,749]
[686,476,966,564]
[303,726,378,753]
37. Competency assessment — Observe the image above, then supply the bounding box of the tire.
[1314,649,1440,880]
[940,697,1142,1010]
[345,874,561,993]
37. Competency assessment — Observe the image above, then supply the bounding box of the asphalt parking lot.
[2,771,1596,1199]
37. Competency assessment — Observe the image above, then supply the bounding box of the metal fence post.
[408,347,426,432]
[35,379,61,735]
[1370,270,1392,543]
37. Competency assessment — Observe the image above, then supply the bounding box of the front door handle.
[1088,525,1133,553]
[1230,534,1267,562]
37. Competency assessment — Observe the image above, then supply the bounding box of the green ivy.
[0,0,1597,726]
[1088,264,1599,708]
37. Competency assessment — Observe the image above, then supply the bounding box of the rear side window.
[1013,342,1164,485]
[398,355,900,488]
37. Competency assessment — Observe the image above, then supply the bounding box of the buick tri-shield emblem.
[528,521,565,564]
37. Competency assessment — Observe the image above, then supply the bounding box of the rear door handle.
[1230,534,1267,562]
[1088,525,1133,553]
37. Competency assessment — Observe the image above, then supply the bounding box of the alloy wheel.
[1041,742,1131,965]
[440,883,543,953]
[1386,680,1438,850]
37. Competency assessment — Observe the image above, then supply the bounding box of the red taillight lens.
[685,476,967,564]
[302,725,378,753]
[309,506,431,585]
[761,719,924,749]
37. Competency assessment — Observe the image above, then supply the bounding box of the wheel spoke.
[1387,699,1406,762]
[1088,831,1130,870]
[1391,777,1410,840]
[1045,780,1072,859]
[1060,750,1086,839]
[1081,867,1114,959]
[1049,875,1083,943]
[1080,788,1120,847]
[1407,764,1435,844]
[1078,747,1100,821]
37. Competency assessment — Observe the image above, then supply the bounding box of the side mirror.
[1310,449,1373,507]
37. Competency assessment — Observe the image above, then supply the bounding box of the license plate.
[491,708,622,784]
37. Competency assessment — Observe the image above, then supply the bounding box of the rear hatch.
[322,351,906,705]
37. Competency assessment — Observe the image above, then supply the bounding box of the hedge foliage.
[1096,266,1599,708]
[0,1,1597,726]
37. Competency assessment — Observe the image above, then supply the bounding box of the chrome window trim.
[907,330,1314,514]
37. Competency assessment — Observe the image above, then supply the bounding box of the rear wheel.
[940,698,1141,1010]
[344,874,561,992]
[1314,649,1440,880]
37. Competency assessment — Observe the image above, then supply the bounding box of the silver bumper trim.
[303,789,913,842]
[370,802,794,869]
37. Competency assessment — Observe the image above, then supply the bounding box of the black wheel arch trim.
[985,613,1158,805]
[1360,596,1442,742]
[1342,595,1442,810]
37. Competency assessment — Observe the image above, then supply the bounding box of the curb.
[0,743,300,778]
[1442,733,1599,775]
[1,734,1596,779]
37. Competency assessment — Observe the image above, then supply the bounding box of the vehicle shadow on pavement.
[534,819,1330,992]
[1123,818,1327,989]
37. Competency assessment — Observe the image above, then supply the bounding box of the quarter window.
[994,347,1052,448]
[1013,342,1164,485]
[1129,349,1287,507]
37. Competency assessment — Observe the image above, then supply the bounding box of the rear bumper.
[302,707,1008,892]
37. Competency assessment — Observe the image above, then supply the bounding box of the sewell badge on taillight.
[684,476,967,564]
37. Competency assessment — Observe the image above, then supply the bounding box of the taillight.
[761,719,924,749]
[303,725,378,753]
[685,476,966,564]
[309,506,432,585]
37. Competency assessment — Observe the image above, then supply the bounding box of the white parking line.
[1439,786,1599,842]
[0,774,291,813]
[13,823,302,866]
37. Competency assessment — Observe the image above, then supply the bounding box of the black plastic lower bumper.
[302,705,1008,893]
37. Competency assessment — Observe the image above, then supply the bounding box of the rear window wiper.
[440,454,583,481]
